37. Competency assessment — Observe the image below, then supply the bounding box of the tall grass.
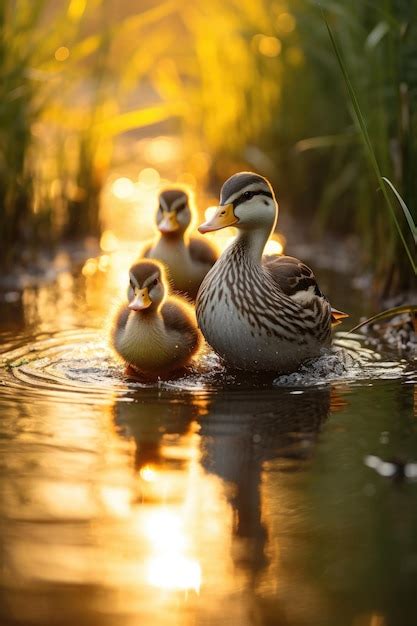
[0,2,41,267]
[1,0,415,299]
[323,12,416,276]
[0,0,179,271]
[263,0,416,296]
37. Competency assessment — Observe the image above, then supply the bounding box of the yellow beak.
[129,288,152,311]
[198,204,238,234]
[159,210,179,233]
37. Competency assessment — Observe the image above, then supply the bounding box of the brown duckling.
[111,260,201,378]
[143,188,218,299]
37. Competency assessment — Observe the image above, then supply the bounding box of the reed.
[324,12,416,276]
[0,0,179,270]
[274,0,417,296]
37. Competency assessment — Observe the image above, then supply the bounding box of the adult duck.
[143,188,218,299]
[196,172,347,372]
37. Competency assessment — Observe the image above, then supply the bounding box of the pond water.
[0,248,416,626]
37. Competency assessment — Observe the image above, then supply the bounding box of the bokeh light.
[138,168,160,188]
[54,46,70,61]
[111,177,135,200]
[276,12,296,34]
[100,230,120,253]
[255,35,282,58]
[144,137,178,165]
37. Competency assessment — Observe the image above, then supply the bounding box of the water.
[0,250,416,626]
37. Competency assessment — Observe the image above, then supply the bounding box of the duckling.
[196,172,348,373]
[143,188,218,299]
[111,260,201,378]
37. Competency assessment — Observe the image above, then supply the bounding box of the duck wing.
[264,255,349,324]
[189,236,218,266]
[111,305,130,343]
[263,255,323,299]
[161,300,199,338]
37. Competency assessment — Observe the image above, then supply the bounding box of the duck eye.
[153,278,158,286]
[242,191,254,201]
[176,201,187,212]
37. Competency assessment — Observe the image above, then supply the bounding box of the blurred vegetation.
[0,0,415,297]
[259,0,417,296]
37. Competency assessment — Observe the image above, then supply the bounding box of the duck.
[111,259,201,378]
[142,188,218,299]
[196,172,348,373]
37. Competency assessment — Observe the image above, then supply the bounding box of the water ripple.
[0,329,411,403]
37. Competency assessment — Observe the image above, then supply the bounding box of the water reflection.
[1,246,416,626]
[112,384,333,618]
[199,388,332,586]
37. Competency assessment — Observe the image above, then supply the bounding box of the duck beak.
[159,210,179,233]
[129,288,152,311]
[198,203,238,234]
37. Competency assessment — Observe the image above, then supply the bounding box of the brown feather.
[263,255,322,297]
[161,299,201,351]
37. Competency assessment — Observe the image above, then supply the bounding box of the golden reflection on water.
[1,241,327,622]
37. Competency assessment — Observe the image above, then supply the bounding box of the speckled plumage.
[196,172,342,373]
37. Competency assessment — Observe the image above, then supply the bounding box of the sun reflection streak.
[147,555,201,593]
[140,464,158,482]
[143,507,202,593]
[133,427,206,595]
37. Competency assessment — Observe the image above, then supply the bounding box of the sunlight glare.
[140,464,158,482]
[147,555,201,592]
[100,486,131,518]
[144,509,186,550]
[264,238,284,255]
[143,508,201,591]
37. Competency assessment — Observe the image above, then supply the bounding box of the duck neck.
[235,223,274,263]
[159,230,186,245]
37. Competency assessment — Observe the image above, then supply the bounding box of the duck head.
[199,172,278,234]
[128,260,166,312]
[156,188,192,237]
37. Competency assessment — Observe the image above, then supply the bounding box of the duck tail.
[331,307,349,326]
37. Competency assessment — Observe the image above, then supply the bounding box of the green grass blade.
[323,11,417,274]
[346,304,417,335]
[382,177,417,244]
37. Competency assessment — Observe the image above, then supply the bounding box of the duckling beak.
[198,203,238,233]
[159,210,179,233]
[129,288,152,311]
